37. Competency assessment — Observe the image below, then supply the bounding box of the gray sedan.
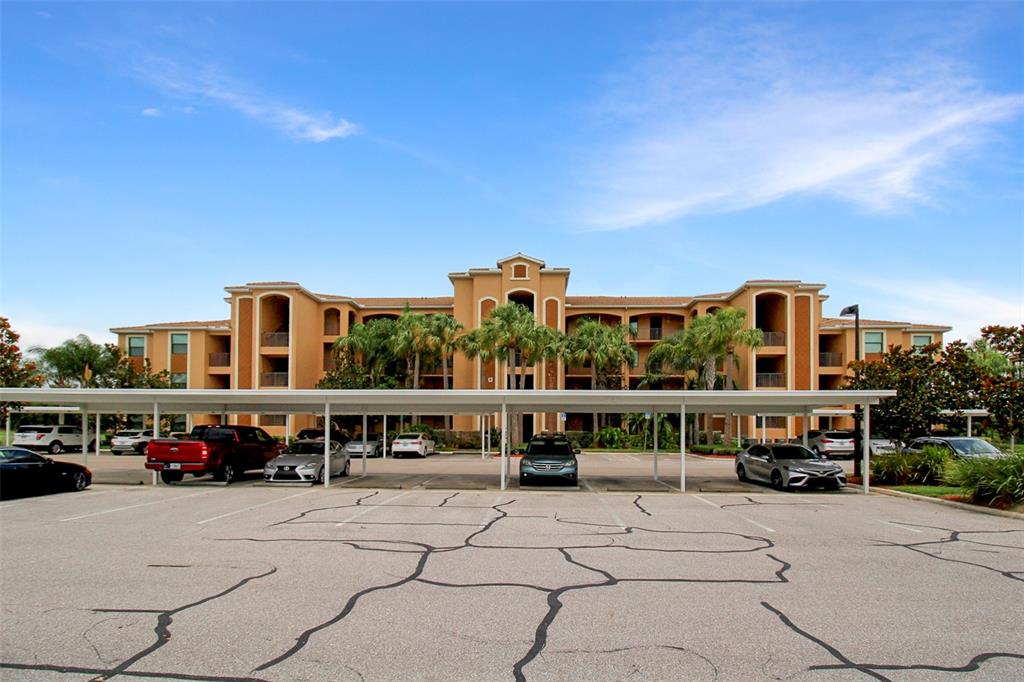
[736,444,846,490]
[264,440,350,484]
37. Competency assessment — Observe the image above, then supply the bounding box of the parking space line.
[60,490,216,522]
[196,490,316,525]
[336,490,415,526]
[0,489,117,510]
[582,479,626,530]
[694,494,775,533]
[880,521,924,533]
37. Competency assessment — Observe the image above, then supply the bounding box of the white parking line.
[60,490,216,522]
[336,490,415,526]
[880,521,923,534]
[582,480,627,530]
[196,490,316,525]
[0,488,117,510]
[624,454,642,463]
[694,494,776,533]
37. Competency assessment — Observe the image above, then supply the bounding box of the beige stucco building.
[111,253,950,441]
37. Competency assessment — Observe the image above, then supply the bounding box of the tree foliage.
[0,317,45,419]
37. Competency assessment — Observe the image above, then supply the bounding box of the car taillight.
[200,444,209,459]
[36,433,46,440]
[821,438,831,444]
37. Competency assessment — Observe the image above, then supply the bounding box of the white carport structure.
[0,388,894,493]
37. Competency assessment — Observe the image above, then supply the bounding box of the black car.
[517,434,580,485]
[0,447,92,499]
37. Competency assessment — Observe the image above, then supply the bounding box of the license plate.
[166,463,181,470]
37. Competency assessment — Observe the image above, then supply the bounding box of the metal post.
[653,411,659,481]
[802,410,809,447]
[152,402,160,485]
[82,409,89,468]
[96,412,101,457]
[680,404,686,492]
[737,415,743,449]
[362,413,368,477]
[500,403,508,490]
[383,414,388,458]
[285,415,291,446]
[481,414,486,459]
[323,402,330,489]
[4,412,10,446]
[967,415,973,437]
[862,403,871,494]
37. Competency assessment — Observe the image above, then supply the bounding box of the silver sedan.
[736,443,846,490]
[264,440,350,484]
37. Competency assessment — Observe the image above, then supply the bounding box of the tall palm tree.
[686,308,764,445]
[478,302,540,443]
[427,314,464,429]
[335,317,401,387]
[31,335,114,387]
[567,319,638,432]
[391,309,432,390]
[459,327,496,390]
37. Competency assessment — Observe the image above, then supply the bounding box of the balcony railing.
[755,372,786,388]
[261,372,289,387]
[819,351,843,367]
[209,352,231,367]
[262,332,289,347]
[761,330,786,346]
[648,328,663,341]
[324,323,340,336]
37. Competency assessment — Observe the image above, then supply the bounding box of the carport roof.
[0,388,894,416]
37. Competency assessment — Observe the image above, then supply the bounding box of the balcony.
[819,351,843,367]
[760,331,786,346]
[261,372,289,387]
[262,332,289,347]
[755,372,786,388]
[209,352,231,367]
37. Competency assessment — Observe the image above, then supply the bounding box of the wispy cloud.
[141,107,161,117]
[577,13,1024,229]
[133,57,359,142]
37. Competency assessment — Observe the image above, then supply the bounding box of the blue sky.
[2,1,1022,349]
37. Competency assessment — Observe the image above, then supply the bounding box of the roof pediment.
[496,252,546,267]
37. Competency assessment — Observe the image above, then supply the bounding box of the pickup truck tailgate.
[147,439,210,462]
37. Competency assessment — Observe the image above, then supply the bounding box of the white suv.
[13,425,92,454]
[110,429,154,455]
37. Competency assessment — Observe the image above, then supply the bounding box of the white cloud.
[142,107,161,117]
[134,57,359,142]
[578,16,1024,229]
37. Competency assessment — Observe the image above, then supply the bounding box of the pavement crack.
[632,495,652,516]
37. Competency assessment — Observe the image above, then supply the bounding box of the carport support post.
[967,415,973,437]
[361,413,368,476]
[680,404,686,492]
[82,408,89,468]
[480,415,485,459]
[802,410,809,447]
[500,403,508,491]
[652,412,659,481]
[323,402,331,489]
[4,412,10,446]
[862,404,871,494]
[383,414,388,458]
[152,402,160,485]
[96,413,101,457]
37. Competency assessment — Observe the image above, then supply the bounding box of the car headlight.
[569,459,578,467]
[265,463,277,471]
[520,459,532,466]
[786,467,807,474]
[298,462,319,470]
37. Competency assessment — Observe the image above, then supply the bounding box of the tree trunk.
[702,357,715,444]
[507,348,518,444]
[591,364,599,434]
[411,353,420,424]
[442,351,451,431]
[723,351,735,447]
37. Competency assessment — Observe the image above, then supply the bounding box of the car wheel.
[341,459,351,477]
[736,464,748,481]
[316,467,325,484]
[215,461,236,484]
[137,443,148,456]
[160,471,184,484]
[49,441,64,455]
[70,471,89,491]
[771,470,785,490]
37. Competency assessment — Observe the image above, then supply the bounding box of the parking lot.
[2,481,1022,681]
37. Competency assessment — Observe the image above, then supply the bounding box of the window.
[864,331,884,354]
[912,334,933,351]
[171,372,187,388]
[261,415,286,426]
[764,416,786,429]
[649,316,662,340]
[257,428,276,442]
[171,333,188,355]
[128,336,145,357]
[170,415,187,432]
[512,263,528,279]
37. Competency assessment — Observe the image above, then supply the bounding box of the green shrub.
[596,426,626,448]
[691,444,716,454]
[713,446,742,455]
[871,446,951,485]
[945,452,1024,505]
[409,423,435,438]
[565,430,594,449]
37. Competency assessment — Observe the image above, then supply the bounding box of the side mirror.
[512,448,524,456]
[573,448,582,455]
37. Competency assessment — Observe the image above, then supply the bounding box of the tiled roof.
[566,296,692,306]
[244,281,301,286]
[819,318,951,331]
[112,320,231,332]
[353,297,454,307]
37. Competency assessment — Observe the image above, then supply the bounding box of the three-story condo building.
[111,253,950,440]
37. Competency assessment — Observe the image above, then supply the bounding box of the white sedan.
[391,432,436,458]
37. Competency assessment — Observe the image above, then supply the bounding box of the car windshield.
[948,438,1001,456]
[824,432,851,439]
[16,426,52,433]
[395,434,421,440]
[526,439,574,457]
[1,448,43,462]
[116,431,141,437]
[771,445,820,460]
[284,442,335,455]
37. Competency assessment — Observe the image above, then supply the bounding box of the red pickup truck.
[146,425,283,484]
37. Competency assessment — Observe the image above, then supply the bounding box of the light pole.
[840,304,862,478]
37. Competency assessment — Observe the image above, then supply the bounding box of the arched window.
[512,263,528,279]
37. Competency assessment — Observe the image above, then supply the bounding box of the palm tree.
[459,327,496,390]
[391,309,432,390]
[686,308,764,445]
[335,317,401,387]
[567,319,637,432]
[32,335,114,387]
[427,314,464,429]
[477,302,542,443]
